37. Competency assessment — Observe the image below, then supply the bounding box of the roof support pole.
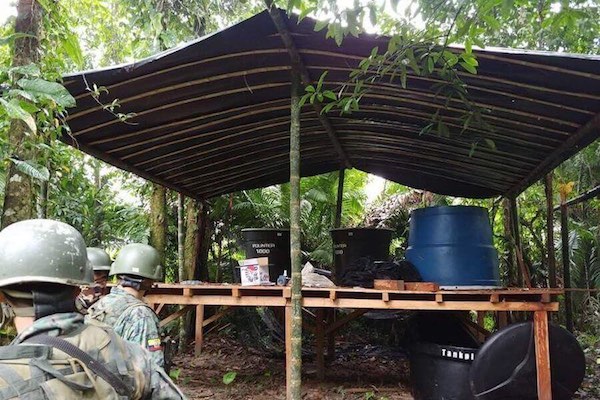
[286,67,303,400]
[265,3,351,169]
[334,169,345,228]
[544,174,557,289]
[559,197,574,332]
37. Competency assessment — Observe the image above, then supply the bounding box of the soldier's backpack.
[0,322,141,399]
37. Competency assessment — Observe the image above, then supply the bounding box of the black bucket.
[241,228,290,282]
[409,313,478,400]
[330,228,393,284]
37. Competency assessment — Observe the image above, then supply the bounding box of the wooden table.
[145,284,561,400]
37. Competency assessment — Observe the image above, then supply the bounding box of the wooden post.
[533,311,552,400]
[476,312,486,343]
[194,304,204,356]
[287,67,303,400]
[315,309,325,380]
[560,201,574,332]
[545,174,557,288]
[502,199,515,286]
[334,169,345,228]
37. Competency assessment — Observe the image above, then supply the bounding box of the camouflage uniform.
[1,312,186,399]
[86,286,164,367]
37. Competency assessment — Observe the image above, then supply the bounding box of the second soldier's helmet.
[0,219,92,288]
[87,247,112,272]
[110,243,163,281]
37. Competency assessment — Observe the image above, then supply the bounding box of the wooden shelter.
[62,8,600,400]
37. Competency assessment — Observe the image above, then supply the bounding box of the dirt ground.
[173,335,413,400]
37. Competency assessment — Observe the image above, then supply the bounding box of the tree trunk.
[1,0,42,229]
[502,199,515,286]
[149,183,167,264]
[288,68,302,400]
[183,198,198,281]
[193,201,211,282]
[177,193,185,281]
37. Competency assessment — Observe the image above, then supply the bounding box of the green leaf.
[305,85,315,93]
[9,64,41,77]
[299,94,310,108]
[9,159,50,181]
[222,371,237,385]
[0,98,36,133]
[427,57,434,74]
[460,61,477,74]
[322,90,337,101]
[484,138,496,150]
[314,19,329,32]
[169,368,181,381]
[469,142,477,157]
[298,6,316,21]
[0,33,35,46]
[63,32,84,68]
[17,78,76,108]
[316,71,328,91]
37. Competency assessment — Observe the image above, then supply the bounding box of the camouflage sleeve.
[116,305,165,367]
[149,361,188,400]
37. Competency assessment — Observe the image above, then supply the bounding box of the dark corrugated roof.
[63,10,600,199]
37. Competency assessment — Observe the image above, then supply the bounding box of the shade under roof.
[63,10,600,199]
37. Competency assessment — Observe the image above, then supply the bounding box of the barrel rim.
[241,228,290,232]
[410,205,489,216]
[330,227,394,232]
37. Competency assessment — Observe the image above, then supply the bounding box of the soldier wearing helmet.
[86,243,166,367]
[0,219,186,399]
[77,247,112,311]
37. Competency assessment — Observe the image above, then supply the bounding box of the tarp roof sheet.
[63,10,600,199]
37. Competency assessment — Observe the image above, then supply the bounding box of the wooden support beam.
[159,305,194,328]
[266,4,351,168]
[508,112,600,197]
[534,311,552,400]
[560,201,574,332]
[325,309,368,335]
[202,306,233,327]
[194,304,204,356]
[509,197,531,287]
[326,309,336,363]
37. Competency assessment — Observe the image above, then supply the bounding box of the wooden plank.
[315,309,325,380]
[326,309,335,363]
[382,292,390,302]
[159,305,194,328]
[232,287,240,298]
[324,309,368,335]
[183,288,192,297]
[374,280,404,291]
[194,304,204,356]
[404,282,440,291]
[435,294,444,303]
[490,294,500,303]
[329,289,337,301]
[155,303,165,314]
[202,306,233,327]
[144,294,287,307]
[476,312,486,342]
[498,311,509,328]
[534,311,552,400]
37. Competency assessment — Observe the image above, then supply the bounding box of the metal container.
[241,228,290,281]
[406,206,500,288]
[330,228,393,284]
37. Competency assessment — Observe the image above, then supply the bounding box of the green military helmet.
[110,243,163,281]
[0,219,91,287]
[87,247,112,272]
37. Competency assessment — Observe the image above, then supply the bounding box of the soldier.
[87,243,165,367]
[77,247,112,312]
[0,219,186,399]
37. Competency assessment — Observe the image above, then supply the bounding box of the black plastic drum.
[469,322,585,399]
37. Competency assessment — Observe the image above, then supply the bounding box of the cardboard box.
[238,257,270,286]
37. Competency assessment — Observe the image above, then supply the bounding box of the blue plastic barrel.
[406,206,500,288]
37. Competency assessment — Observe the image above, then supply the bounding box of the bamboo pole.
[288,66,303,400]
[560,199,574,332]
[545,174,557,288]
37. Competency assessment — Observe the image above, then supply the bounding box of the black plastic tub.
[241,228,290,282]
[408,312,478,400]
[330,228,393,284]
[410,341,476,400]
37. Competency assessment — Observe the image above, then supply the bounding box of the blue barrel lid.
[410,205,489,217]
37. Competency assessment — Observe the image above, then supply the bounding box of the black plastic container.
[241,228,290,281]
[330,228,393,284]
[409,313,478,400]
